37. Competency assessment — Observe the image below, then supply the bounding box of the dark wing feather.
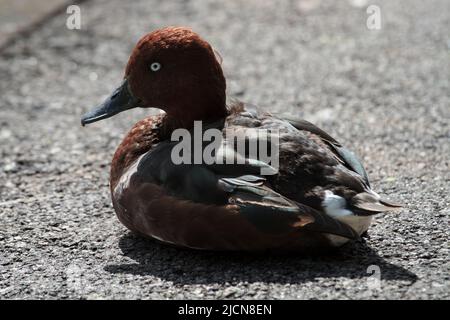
[219,175,359,239]
[281,116,371,187]
[329,144,371,188]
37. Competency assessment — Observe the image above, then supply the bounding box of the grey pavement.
[0,0,449,299]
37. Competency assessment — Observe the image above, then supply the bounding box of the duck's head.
[81,27,226,127]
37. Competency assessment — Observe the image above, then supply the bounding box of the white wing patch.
[322,190,353,218]
[322,190,373,246]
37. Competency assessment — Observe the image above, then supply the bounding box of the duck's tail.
[351,192,403,216]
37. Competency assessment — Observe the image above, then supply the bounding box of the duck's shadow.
[104,232,417,285]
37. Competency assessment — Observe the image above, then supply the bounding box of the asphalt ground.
[0,0,449,299]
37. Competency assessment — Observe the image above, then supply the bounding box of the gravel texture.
[0,0,449,299]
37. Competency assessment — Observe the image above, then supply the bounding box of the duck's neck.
[161,97,228,134]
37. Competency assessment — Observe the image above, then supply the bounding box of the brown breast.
[110,114,164,190]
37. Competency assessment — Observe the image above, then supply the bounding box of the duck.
[81,27,400,252]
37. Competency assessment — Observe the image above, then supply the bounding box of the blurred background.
[0,0,69,48]
[0,0,448,299]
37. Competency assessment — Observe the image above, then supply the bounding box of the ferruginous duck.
[81,27,400,251]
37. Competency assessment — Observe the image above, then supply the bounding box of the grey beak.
[81,79,140,126]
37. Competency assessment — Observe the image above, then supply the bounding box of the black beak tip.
[80,115,89,127]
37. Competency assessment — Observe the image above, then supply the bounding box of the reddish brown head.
[81,27,227,128]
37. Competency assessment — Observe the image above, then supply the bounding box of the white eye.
[150,62,161,72]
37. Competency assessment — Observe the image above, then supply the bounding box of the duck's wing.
[276,115,402,213]
[218,174,359,240]
[228,101,371,187]
[225,105,401,216]
[281,116,371,187]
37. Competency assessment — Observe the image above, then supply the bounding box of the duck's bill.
[81,79,140,126]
